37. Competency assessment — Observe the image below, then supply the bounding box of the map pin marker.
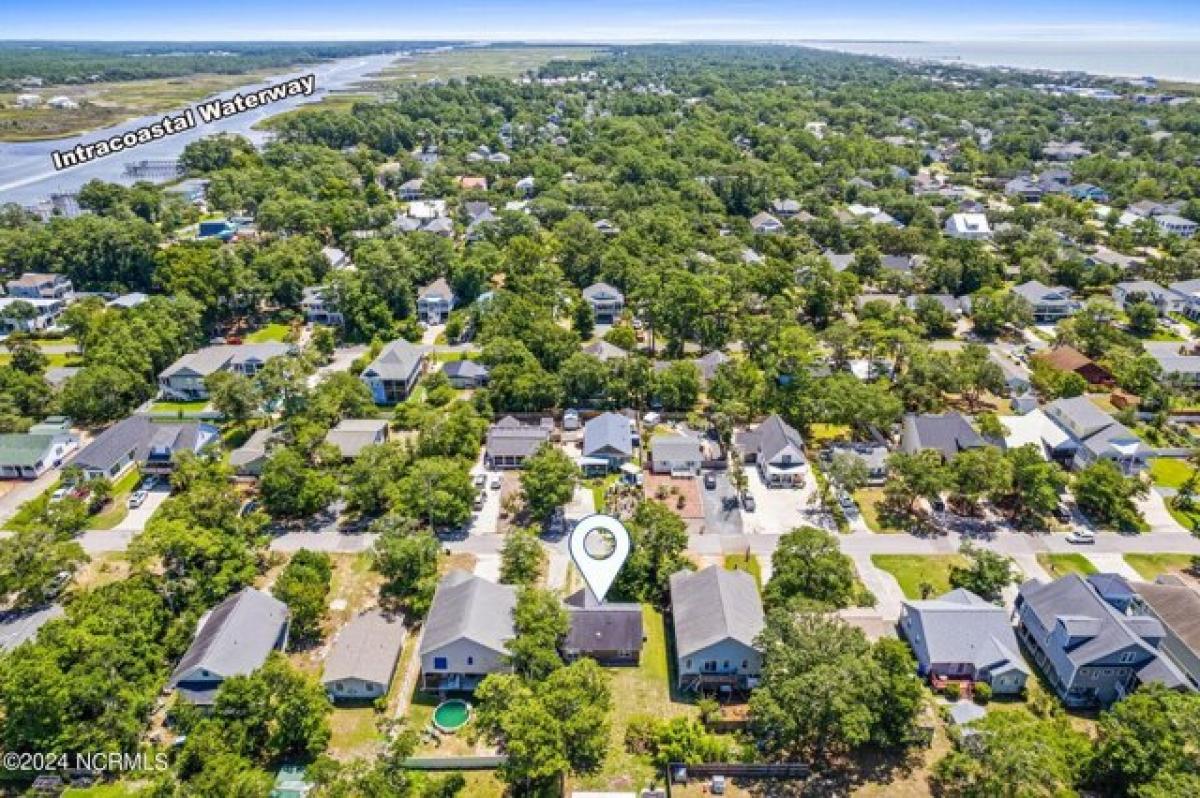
[568,513,631,604]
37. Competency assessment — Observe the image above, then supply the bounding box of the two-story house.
[582,282,625,325]
[1015,574,1192,708]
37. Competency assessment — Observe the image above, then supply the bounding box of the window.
[433,657,448,670]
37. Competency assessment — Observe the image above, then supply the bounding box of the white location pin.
[568,513,632,604]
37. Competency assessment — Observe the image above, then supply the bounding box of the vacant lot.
[1036,553,1098,579]
[1124,553,1195,581]
[871,555,969,599]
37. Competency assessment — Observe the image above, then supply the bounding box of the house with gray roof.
[0,417,78,479]
[900,588,1029,695]
[900,413,986,461]
[158,343,292,401]
[1016,574,1192,708]
[168,587,290,705]
[562,588,643,666]
[1011,280,1080,322]
[735,414,807,487]
[582,412,635,472]
[441,358,489,388]
[1111,280,1186,316]
[670,567,764,692]
[324,419,389,459]
[420,571,516,692]
[485,416,552,469]
[1043,396,1150,474]
[416,278,456,324]
[649,433,703,476]
[360,339,428,404]
[73,415,219,481]
[1132,580,1200,688]
[323,609,406,701]
[582,282,625,324]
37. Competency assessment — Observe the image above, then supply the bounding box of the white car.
[127,490,149,509]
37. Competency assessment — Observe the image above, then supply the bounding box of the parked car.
[1067,529,1096,545]
[128,490,149,509]
[703,473,717,490]
[741,492,756,512]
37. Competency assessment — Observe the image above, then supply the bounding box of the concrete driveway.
[698,470,743,535]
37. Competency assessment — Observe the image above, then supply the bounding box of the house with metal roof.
[900,412,986,461]
[323,609,407,701]
[416,278,456,324]
[168,587,290,705]
[899,588,1029,695]
[1015,574,1193,708]
[1132,579,1200,689]
[360,339,428,404]
[669,567,764,692]
[735,414,807,487]
[73,415,219,481]
[582,282,625,324]
[562,588,643,666]
[0,418,78,479]
[158,343,292,401]
[324,419,389,460]
[420,571,516,692]
[485,416,553,469]
[582,412,635,472]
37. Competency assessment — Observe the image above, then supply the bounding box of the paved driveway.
[697,470,743,535]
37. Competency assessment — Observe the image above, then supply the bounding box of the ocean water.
[802,40,1200,83]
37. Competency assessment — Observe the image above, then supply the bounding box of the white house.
[944,213,992,240]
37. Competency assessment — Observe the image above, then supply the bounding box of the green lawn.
[1124,554,1195,581]
[245,322,291,343]
[1149,458,1196,489]
[149,400,210,414]
[855,488,902,533]
[871,554,969,599]
[724,552,763,590]
[1036,553,1098,579]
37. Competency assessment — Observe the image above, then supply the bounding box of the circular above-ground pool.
[432,699,471,733]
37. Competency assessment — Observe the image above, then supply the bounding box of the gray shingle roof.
[564,588,643,655]
[901,413,985,459]
[168,588,289,687]
[902,589,1029,675]
[420,571,516,656]
[73,416,211,473]
[669,567,764,658]
[322,609,406,687]
[583,412,633,458]
[362,339,427,382]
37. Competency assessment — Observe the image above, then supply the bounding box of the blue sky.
[7,0,1200,41]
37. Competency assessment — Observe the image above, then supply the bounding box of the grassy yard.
[245,322,292,343]
[1124,553,1195,581]
[871,554,969,599]
[570,605,699,793]
[1036,553,1098,579]
[724,552,763,590]
[855,488,902,533]
[1149,458,1196,489]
